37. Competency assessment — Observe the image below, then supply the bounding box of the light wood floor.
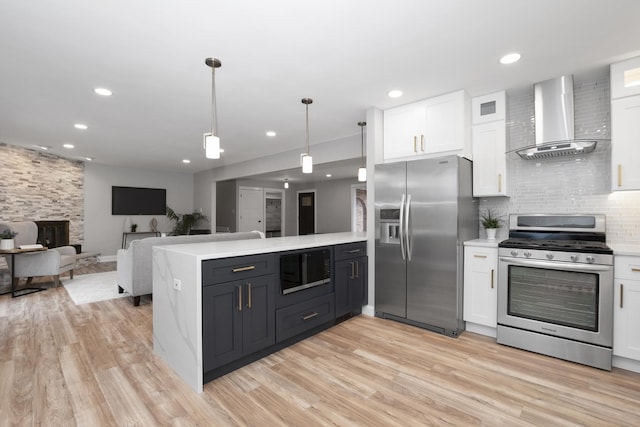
[1,262,640,426]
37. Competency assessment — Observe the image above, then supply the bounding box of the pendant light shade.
[357,121,367,182]
[204,57,222,159]
[301,98,313,174]
[284,179,289,189]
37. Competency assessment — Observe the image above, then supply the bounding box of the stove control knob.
[571,255,580,262]
[546,253,555,260]
[510,250,519,257]
[586,256,595,264]
[524,251,532,258]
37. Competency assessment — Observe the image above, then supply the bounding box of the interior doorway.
[264,189,284,238]
[297,190,316,235]
[351,184,367,232]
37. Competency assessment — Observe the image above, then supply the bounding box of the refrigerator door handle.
[405,193,412,261]
[399,193,406,260]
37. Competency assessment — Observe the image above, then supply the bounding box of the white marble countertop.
[156,231,368,260]
[464,238,505,248]
[610,243,640,257]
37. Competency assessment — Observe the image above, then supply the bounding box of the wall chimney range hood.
[516,75,597,159]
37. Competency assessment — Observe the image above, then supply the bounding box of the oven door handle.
[500,257,612,272]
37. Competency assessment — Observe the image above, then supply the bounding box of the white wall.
[84,163,194,257]
[193,169,215,231]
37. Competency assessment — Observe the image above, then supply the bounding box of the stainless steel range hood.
[516,75,597,159]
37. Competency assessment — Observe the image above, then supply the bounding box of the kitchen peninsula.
[152,231,367,392]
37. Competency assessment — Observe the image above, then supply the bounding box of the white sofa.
[116,231,265,306]
[0,221,77,287]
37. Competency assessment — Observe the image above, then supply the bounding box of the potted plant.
[480,209,502,240]
[131,223,138,232]
[166,206,208,235]
[0,229,18,250]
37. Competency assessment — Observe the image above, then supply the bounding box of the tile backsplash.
[479,68,640,245]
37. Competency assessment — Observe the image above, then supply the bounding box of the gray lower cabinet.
[276,293,335,342]
[202,261,275,372]
[334,242,367,318]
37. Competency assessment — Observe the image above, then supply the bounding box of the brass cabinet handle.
[302,312,319,321]
[347,249,361,254]
[491,269,495,289]
[247,282,252,309]
[421,135,425,152]
[232,265,256,273]
[498,174,502,193]
[620,283,624,308]
[631,268,640,273]
[474,254,487,259]
[355,260,359,279]
[349,261,355,280]
[237,285,243,312]
[618,164,622,187]
[413,136,418,153]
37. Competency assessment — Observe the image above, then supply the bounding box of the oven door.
[498,256,613,347]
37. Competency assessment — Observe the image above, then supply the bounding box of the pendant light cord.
[211,66,217,136]
[358,121,367,167]
[305,103,310,154]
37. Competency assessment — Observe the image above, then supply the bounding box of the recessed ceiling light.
[37,145,50,151]
[74,123,88,130]
[94,87,112,96]
[326,174,332,178]
[182,159,191,164]
[266,131,276,137]
[500,53,521,65]
[63,143,75,149]
[388,90,403,98]
[85,157,94,161]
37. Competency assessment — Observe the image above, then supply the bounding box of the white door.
[238,187,264,232]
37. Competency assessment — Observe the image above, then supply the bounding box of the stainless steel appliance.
[497,214,614,370]
[280,248,331,295]
[375,155,478,337]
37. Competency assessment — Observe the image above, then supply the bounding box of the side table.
[0,246,48,298]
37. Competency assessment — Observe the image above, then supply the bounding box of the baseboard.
[612,355,640,373]
[98,255,116,263]
[465,322,497,338]
[362,304,375,317]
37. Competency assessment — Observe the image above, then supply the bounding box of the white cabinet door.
[613,279,640,360]
[383,101,427,160]
[472,120,507,196]
[463,246,498,328]
[611,96,640,191]
[611,56,640,99]
[383,90,470,161]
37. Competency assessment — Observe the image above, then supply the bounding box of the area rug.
[63,271,129,305]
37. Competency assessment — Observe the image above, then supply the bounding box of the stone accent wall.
[480,69,640,245]
[0,143,84,244]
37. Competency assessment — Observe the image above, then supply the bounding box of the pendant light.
[301,98,313,173]
[284,178,289,189]
[204,57,222,159]
[357,121,367,182]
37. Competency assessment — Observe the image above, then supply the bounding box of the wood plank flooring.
[1,262,639,426]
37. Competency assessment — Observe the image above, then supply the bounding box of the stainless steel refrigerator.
[375,155,478,337]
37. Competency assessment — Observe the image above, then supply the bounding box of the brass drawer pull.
[232,265,256,273]
[413,136,418,153]
[491,269,494,289]
[474,255,487,259]
[498,174,502,193]
[620,283,624,309]
[237,285,242,312]
[302,312,319,321]
[618,164,622,187]
[421,134,425,152]
[631,268,640,273]
[350,261,355,280]
[348,249,361,254]
[247,282,252,309]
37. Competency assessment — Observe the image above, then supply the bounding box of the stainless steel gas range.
[497,214,614,370]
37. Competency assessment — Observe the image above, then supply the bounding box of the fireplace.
[35,220,69,248]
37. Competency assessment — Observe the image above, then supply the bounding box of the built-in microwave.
[280,248,331,295]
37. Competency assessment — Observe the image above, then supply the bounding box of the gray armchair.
[0,221,76,287]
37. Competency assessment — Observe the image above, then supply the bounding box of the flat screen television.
[112,186,166,215]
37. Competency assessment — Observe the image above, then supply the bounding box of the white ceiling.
[2,0,640,177]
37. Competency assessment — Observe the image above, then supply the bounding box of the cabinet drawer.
[334,242,367,261]
[276,293,334,342]
[203,254,275,286]
[615,256,640,280]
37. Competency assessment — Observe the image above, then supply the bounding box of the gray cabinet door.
[202,281,243,371]
[335,257,367,318]
[242,275,276,355]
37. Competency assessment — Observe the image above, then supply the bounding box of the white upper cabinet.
[611,92,640,191]
[611,56,640,99]
[471,91,507,197]
[472,90,506,124]
[383,90,471,161]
